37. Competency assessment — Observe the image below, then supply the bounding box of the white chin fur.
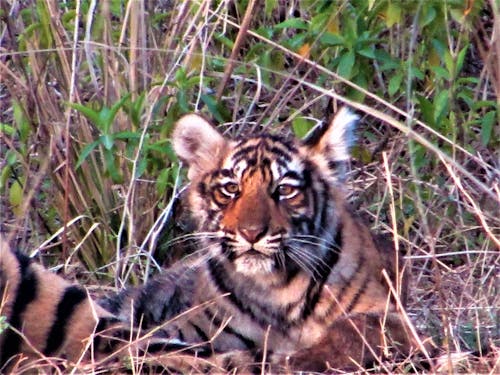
[234,256,274,275]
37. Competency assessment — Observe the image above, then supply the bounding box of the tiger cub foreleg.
[144,313,415,373]
[279,312,415,372]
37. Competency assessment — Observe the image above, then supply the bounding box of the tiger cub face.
[173,108,358,279]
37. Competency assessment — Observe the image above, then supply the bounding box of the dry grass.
[0,0,498,373]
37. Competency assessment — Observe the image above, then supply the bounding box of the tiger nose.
[239,225,268,243]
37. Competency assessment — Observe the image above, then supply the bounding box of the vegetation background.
[0,0,498,373]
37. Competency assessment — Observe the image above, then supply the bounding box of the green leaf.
[357,47,376,59]
[76,139,100,169]
[348,74,368,101]
[255,26,273,39]
[135,157,148,179]
[388,73,403,96]
[148,141,177,161]
[6,150,17,166]
[337,50,355,79]
[310,12,330,33]
[105,93,131,132]
[0,166,11,191]
[320,32,344,46]
[186,76,203,88]
[480,111,495,146]
[156,168,170,195]
[457,77,480,85]
[431,66,451,81]
[431,39,446,60]
[456,45,469,77]
[292,117,315,139]
[112,131,141,141]
[386,3,402,27]
[103,149,122,183]
[68,102,101,127]
[200,94,226,123]
[13,101,30,142]
[214,32,234,48]
[433,90,449,123]
[274,18,308,30]
[444,50,454,77]
[412,143,428,169]
[175,68,187,87]
[264,0,277,18]
[127,92,146,128]
[9,180,23,217]
[408,65,424,80]
[420,5,436,28]
[98,107,113,131]
[472,100,496,111]
[417,94,435,126]
[0,123,15,136]
[285,32,308,50]
[374,49,399,70]
[457,92,474,109]
[101,134,114,150]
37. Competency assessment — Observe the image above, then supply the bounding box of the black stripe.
[207,259,287,331]
[290,215,310,228]
[267,146,292,162]
[1,252,38,366]
[91,318,108,352]
[92,316,121,354]
[273,157,290,169]
[301,278,323,320]
[231,145,258,162]
[318,179,331,230]
[301,224,343,321]
[282,170,302,181]
[219,168,234,178]
[197,181,207,194]
[266,135,298,153]
[44,286,87,355]
[189,322,210,342]
[207,259,245,313]
[246,158,257,167]
[203,309,257,350]
[345,255,369,313]
[284,265,301,284]
[328,160,345,171]
[207,259,260,320]
[334,252,365,310]
[310,180,321,232]
[315,240,366,324]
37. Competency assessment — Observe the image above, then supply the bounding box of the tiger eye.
[224,182,239,194]
[277,184,296,197]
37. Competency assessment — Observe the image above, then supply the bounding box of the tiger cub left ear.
[302,107,358,181]
[173,114,228,180]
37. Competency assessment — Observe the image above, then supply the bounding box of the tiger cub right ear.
[173,114,228,180]
[302,107,358,183]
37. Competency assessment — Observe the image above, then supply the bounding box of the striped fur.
[0,237,115,371]
[106,108,415,371]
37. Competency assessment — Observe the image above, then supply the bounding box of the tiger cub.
[0,237,115,371]
[104,107,415,371]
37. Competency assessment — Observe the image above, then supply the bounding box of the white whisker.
[166,232,221,247]
[285,249,320,281]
